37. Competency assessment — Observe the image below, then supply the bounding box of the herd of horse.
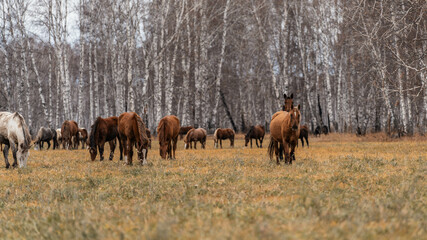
[0,93,321,168]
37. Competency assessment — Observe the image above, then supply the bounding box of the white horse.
[0,112,31,168]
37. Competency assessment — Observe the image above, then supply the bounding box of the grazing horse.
[0,112,31,168]
[118,112,150,165]
[146,129,152,149]
[299,125,309,148]
[213,128,235,148]
[34,127,58,150]
[179,126,194,139]
[78,128,88,149]
[245,125,265,148]
[157,115,180,159]
[268,106,301,164]
[282,93,294,111]
[184,128,207,149]
[314,125,328,137]
[89,116,123,161]
[61,120,79,150]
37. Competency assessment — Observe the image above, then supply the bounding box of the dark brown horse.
[79,128,88,149]
[213,128,235,148]
[179,126,194,139]
[89,116,123,161]
[268,106,300,164]
[184,128,207,149]
[146,129,152,149]
[157,115,180,159]
[34,127,58,150]
[245,125,265,148]
[299,125,309,148]
[118,112,150,165]
[61,120,79,150]
[282,93,294,111]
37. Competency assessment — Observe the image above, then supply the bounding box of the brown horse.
[79,128,88,149]
[282,93,294,111]
[179,126,194,139]
[184,128,207,149]
[283,106,301,164]
[213,128,235,148]
[245,125,265,148]
[89,116,123,161]
[268,106,300,164]
[299,125,309,148]
[61,120,79,150]
[118,112,150,165]
[146,129,152,149]
[157,115,180,159]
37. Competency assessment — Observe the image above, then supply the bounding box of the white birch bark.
[197,0,208,127]
[212,0,231,128]
[181,1,191,126]
[78,0,84,125]
[94,44,99,117]
[126,0,135,112]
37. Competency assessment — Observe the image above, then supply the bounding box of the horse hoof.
[5,164,10,169]
[100,158,104,162]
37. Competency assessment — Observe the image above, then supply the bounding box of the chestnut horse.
[245,125,265,148]
[157,115,180,159]
[118,112,150,165]
[89,116,123,161]
[299,125,309,148]
[213,128,235,148]
[79,128,88,149]
[282,106,301,164]
[268,106,301,164]
[184,128,207,149]
[179,126,194,139]
[61,120,79,150]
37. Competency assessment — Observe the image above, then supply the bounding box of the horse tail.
[268,138,275,160]
[136,114,148,146]
[89,117,101,149]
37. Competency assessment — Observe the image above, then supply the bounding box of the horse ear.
[283,93,287,99]
[290,93,293,99]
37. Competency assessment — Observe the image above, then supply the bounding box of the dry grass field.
[0,134,426,239]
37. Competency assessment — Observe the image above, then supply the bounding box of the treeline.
[0,0,426,135]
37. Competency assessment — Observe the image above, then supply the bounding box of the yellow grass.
[0,133,426,239]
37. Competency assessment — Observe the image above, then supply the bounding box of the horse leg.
[300,137,304,147]
[3,144,10,169]
[122,138,130,164]
[256,139,259,148]
[99,141,106,161]
[260,137,264,148]
[306,137,309,148]
[47,141,51,150]
[273,141,280,165]
[173,137,178,159]
[108,140,116,161]
[128,142,134,165]
[220,139,223,148]
[194,141,197,149]
[283,141,290,164]
[10,142,18,168]
[250,139,252,148]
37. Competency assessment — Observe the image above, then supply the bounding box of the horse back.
[270,111,288,142]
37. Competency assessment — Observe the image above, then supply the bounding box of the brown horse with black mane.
[245,125,265,148]
[184,128,207,149]
[268,105,301,164]
[214,128,235,148]
[89,116,123,161]
[118,112,150,165]
[157,115,180,159]
[61,120,79,150]
[179,126,194,139]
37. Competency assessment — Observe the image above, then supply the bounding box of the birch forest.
[0,0,426,136]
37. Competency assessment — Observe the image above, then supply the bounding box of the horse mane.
[213,128,219,140]
[136,114,148,146]
[157,118,166,144]
[13,113,31,148]
[89,117,102,148]
[184,128,194,143]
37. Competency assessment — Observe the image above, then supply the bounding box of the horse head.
[283,93,294,112]
[290,105,301,131]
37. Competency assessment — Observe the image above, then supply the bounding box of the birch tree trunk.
[212,0,230,128]
[78,0,84,125]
